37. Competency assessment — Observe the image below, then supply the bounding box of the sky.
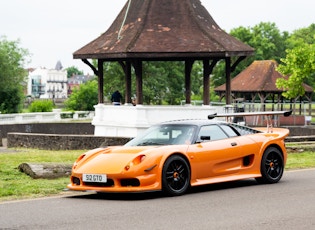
[1,0,314,75]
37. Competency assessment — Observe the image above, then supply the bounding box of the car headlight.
[73,154,86,169]
[124,154,146,171]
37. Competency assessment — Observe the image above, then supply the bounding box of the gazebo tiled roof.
[73,0,254,60]
[215,60,313,93]
[73,0,255,105]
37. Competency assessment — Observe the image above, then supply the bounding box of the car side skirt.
[191,173,262,187]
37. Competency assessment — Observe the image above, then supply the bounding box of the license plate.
[82,174,107,183]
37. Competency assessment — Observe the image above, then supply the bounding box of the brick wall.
[0,122,94,137]
[7,133,131,150]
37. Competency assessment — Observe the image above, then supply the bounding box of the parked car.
[68,113,290,196]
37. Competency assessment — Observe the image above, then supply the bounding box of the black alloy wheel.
[256,147,284,184]
[162,155,190,196]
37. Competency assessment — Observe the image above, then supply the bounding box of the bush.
[28,100,54,112]
[0,87,24,114]
[64,80,98,111]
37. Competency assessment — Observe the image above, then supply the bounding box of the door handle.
[231,142,237,146]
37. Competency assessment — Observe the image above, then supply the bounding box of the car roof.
[158,119,225,127]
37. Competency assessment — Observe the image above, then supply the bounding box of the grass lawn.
[0,147,314,202]
[0,148,83,202]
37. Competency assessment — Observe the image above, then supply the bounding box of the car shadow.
[66,190,164,201]
[65,179,259,201]
[189,179,258,194]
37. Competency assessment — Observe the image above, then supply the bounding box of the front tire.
[256,147,284,184]
[162,155,190,196]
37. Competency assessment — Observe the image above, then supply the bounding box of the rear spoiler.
[208,110,292,120]
[208,110,292,133]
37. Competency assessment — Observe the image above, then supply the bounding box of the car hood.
[74,146,158,174]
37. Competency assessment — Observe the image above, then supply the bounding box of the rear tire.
[162,155,190,196]
[256,147,284,184]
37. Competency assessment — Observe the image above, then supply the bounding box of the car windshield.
[125,124,197,146]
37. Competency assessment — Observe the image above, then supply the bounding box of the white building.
[27,61,68,99]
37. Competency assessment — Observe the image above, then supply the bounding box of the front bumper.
[67,173,161,193]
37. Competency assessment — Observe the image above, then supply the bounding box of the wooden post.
[134,60,143,105]
[185,60,194,104]
[203,60,210,105]
[225,57,232,105]
[98,59,104,104]
[125,61,132,104]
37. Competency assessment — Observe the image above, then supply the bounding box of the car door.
[188,124,244,180]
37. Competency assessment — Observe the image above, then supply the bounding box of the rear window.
[220,124,239,137]
[229,123,261,136]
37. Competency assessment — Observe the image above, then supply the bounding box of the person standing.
[111,90,123,105]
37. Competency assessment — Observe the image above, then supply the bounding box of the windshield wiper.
[137,141,163,146]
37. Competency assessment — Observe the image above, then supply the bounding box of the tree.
[64,80,98,111]
[212,22,289,87]
[0,36,29,113]
[276,42,315,99]
[285,24,315,49]
[99,61,203,105]
[66,66,84,78]
[0,87,24,114]
[103,62,125,101]
[143,62,170,104]
[275,24,315,99]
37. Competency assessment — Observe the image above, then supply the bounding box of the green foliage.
[64,80,98,111]
[97,61,204,105]
[103,62,125,100]
[286,24,315,49]
[28,100,54,112]
[231,22,288,63]
[143,62,170,104]
[66,66,84,78]
[0,36,29,86]
[0,36,29,113]
[212,22,289,87]
[0,87,24,113]
[247,22,288,62]
[276,42,315,99]
[278,24,315,94]
[143,61,190,105]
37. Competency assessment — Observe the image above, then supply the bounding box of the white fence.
[0,110,94,124]
[242,102,312,116]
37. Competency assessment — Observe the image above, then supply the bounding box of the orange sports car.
[67,115,290,196]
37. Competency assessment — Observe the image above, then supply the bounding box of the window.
[125,124,196,146]
[198,125,228,142]
[220,125,239,137]
[229,123,261,136]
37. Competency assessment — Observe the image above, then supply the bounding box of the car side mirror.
[200,136,211,141]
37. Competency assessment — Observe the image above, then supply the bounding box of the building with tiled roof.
[67,74,95,95]
[215,60,313,103]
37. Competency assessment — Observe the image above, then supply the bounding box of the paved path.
[1,169,315,230]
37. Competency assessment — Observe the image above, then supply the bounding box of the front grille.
[120,178,140,187]
[84,179,114,187]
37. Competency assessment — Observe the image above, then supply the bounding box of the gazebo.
[73,0,254,106]
[215,60,313,115]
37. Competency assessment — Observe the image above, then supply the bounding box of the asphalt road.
[1,169,314,230]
